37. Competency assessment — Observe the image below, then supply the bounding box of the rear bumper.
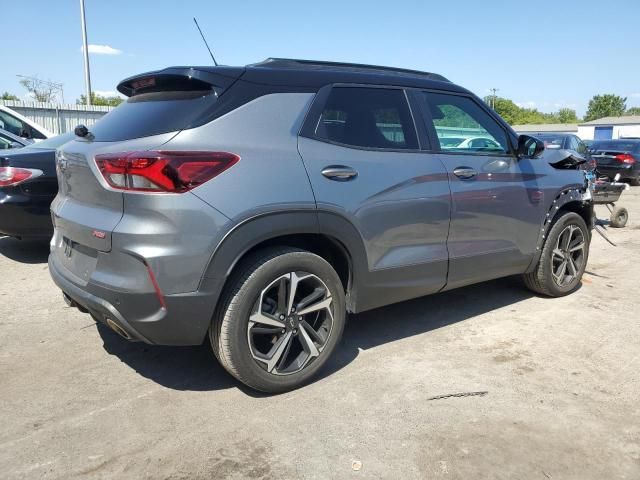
[0,190,53,238]
[597,164,638,181]
[49,253,216,345]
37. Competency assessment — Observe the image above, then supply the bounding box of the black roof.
[118,58,466,96]
[242,58,460,91]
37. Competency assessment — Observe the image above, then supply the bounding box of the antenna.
[193,17,218,66]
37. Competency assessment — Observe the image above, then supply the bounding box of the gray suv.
[49,59,592,392]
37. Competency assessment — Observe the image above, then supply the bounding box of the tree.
[557,108,579,123]
[625,107,640,116]
[1,92,19,101]
[584,94,626,122]
[18,77,61,102]
[76,92,124,107]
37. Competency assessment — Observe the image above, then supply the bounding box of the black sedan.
[0,133,73,239]
[590,139,640,186]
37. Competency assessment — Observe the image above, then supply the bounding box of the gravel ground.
[1,187,639,479]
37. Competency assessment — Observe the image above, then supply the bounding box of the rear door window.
[314,87,419,150]
[421,92,510,154]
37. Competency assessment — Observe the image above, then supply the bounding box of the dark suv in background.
[49,59,592,392]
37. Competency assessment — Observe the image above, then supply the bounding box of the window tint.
[567,136,580,151]
[422,92,509,154]
[88,90,219,142]
[29,132,75,150]
[592,140,640,152]
[0,111,46,140]
[315,87,418,150]
[576,139,588,154]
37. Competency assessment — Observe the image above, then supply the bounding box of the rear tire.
[609,206,628,228]
[210,247,346,393]
[523,212,590,297]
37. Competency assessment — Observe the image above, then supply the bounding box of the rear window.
[535,134,565,148]
[88,90,219,142]
[592,140,640,152]
[29,132,75,150]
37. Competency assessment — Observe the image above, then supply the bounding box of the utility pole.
[489,88,499,110]
[80,0,92,106]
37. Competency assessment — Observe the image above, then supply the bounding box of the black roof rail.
[249,58,450,83]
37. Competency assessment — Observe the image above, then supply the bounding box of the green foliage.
[76,92,124,107]
[625,107,640,116]
[1,92,19,101]
[557,108,578,123]
[584,94,627,122]
[483,96,579,126]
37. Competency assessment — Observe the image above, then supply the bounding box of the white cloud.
[81,44,122,55]
[630,93,640,98]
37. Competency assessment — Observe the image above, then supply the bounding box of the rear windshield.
[29,132,75,150]
[88,90,218,142]
[535,134,565,148]
[592,140,640,152]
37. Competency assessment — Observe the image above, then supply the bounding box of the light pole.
[80,0,92,105]
[490,88,499,110]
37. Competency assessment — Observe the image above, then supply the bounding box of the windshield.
[29,132,75,150]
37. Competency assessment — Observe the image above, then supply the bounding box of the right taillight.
[615,153,635,164]
[94,151,240,193]
[0,167,43,187]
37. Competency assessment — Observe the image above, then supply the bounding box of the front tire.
[523,212,590,297]
[210,247,346,393]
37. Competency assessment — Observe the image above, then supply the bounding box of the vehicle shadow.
[0,236,49,264]
[97,276,534,396]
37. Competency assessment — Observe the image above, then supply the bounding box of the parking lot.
[0,189,638,479]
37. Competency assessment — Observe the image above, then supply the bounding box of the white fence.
[0,100,114,135]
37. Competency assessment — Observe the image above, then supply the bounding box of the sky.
[3,0,639,116]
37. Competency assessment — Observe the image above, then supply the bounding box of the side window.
[422,92,509,154]
[0,111,26,137]
[314,87,418,150]
[570,136,588,154]
[567,136,579,151]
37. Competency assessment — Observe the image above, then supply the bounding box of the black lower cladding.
[49,255,217,345]
[0,189,54,237]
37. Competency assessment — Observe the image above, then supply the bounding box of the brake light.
[615,153,635,164]
[0,167,43,187]
[94,151,239,193]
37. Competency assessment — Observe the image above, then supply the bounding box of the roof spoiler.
[117,66,245,97]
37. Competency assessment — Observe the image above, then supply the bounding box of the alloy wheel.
[551,225,586,287]
[247,272,334,375]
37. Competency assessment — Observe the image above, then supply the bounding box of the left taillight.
[0,167,43,187]
[94,151,240,193]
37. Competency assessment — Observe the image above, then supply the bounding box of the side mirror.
[517,134,545,159]
[9,141,23,149]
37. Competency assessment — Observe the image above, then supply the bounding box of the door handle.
[453,167,477,179]
[321,165,358,181]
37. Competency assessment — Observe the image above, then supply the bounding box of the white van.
[0,105,52,141]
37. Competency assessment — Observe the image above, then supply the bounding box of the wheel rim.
[247,272,334,376]
[551,225,586,287]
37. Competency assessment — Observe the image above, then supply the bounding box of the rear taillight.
[94,151,239,193]
[0,167,43,187]
[615,153,636,164]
